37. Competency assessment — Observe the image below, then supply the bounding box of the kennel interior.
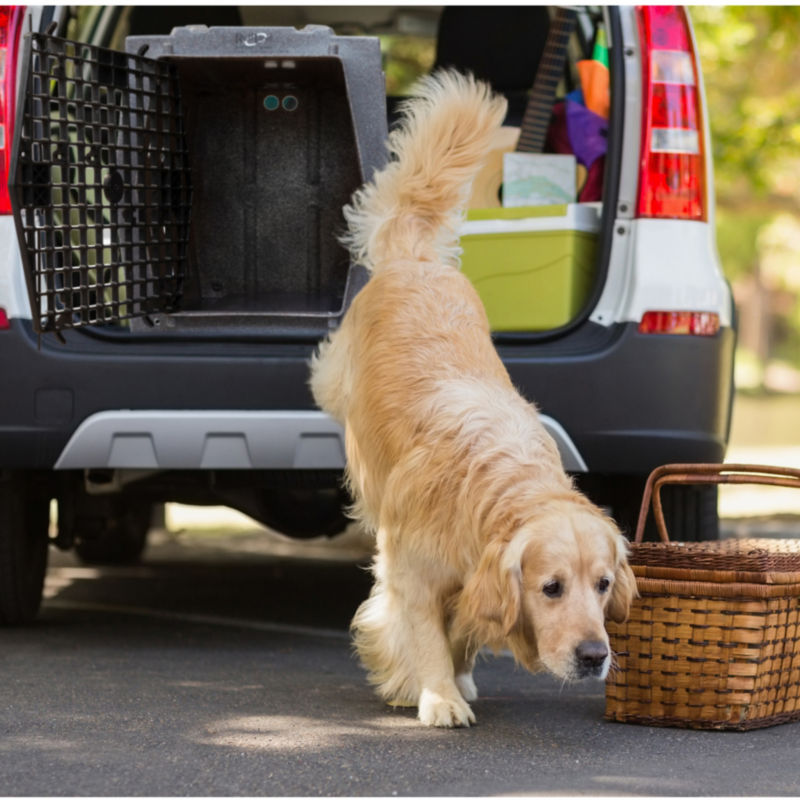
[12,26,388,336]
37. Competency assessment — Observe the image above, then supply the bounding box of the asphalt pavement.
[2,525,800,797]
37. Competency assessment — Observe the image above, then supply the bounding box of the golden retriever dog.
[310,70,636,727]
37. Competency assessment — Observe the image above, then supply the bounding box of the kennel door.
[10,32,192,333]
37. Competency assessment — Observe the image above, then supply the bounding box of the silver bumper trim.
[54,410,588,472]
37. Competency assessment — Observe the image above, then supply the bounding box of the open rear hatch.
[11,25,387,338]
[11,8,620,344]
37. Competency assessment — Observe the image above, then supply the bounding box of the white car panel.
[591,218,732,328]
[0,217,30,319]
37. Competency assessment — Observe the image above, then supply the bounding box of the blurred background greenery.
[691,6,800,395]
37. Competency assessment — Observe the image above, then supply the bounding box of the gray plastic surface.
[125,26,388,334]
[53,410,587,472]
[127,26,387,180]
[54,410,347,470]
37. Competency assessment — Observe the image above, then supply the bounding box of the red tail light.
[636,6,706,221]
[638,310,719,336]
[0,306,9,329]
[0,5,24,215]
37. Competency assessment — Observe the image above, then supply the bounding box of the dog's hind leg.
[351,578,420,707]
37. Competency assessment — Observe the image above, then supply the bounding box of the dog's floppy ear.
[607,558,637,623]
[454,538,522,645]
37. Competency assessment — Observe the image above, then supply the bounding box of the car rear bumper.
[0,319,734,473]
[502,322,736,473]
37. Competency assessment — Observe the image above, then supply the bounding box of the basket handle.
[633,463,800,543]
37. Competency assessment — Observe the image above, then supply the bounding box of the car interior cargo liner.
[11,26,387,335]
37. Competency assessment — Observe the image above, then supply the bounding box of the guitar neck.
[516,8,577,154]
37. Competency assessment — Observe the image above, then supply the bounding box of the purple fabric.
[565,99,608,169]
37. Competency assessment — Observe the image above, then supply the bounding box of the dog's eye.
[597,577,611,594]
[542,580,563,598]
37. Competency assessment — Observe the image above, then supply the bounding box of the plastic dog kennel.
[11,26,388,337]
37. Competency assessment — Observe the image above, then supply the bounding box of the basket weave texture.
[606,537,800,730]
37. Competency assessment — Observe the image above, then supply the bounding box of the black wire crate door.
[11,32,192,333]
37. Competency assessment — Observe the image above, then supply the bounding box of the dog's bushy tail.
[341,69,507,273]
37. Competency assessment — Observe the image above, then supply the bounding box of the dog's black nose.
[575,640,609,676]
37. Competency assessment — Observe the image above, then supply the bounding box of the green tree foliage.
[715,210,772,284]
[691,6,800,209]
[691,7,800,382]
[381,35,436,96]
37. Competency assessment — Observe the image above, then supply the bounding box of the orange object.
[577,59,609,119]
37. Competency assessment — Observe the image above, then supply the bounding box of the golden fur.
[310,70,636,727]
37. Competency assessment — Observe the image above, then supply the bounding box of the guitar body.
[468,126,519,209]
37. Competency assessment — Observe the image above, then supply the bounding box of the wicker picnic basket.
[605,463,800,730]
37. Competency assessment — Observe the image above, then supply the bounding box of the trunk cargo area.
[12,9,615,339]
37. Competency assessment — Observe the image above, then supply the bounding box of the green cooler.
[459,203,600,332]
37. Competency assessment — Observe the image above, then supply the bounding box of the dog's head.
[455,498,636,681]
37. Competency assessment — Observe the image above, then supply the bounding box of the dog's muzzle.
[574,639,609,679]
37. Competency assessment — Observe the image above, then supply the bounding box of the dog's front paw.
[418,688,476,727]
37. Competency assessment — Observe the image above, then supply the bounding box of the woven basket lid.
[629,538,800,585]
